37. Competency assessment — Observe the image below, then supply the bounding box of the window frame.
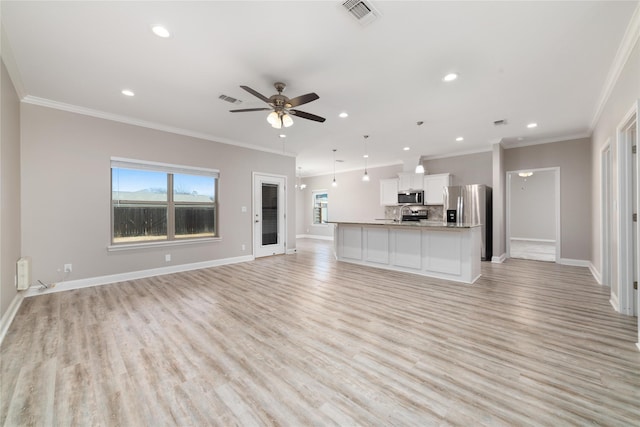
[109,158,220,250]
[312,190,329,226]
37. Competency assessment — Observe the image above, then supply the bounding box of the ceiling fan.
[230,82,326,129]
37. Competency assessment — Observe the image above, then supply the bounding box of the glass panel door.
[253,174,286,257]
[262,183,278,245]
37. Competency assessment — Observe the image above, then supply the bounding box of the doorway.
[506,168,560,262]
[617,101,638,321]
[253,173,286,258]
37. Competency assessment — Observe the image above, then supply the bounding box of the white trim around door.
[506,167,561,263]
[253,173,287,258]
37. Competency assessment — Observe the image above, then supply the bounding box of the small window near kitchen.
[312,190,328,225]
[111,158,218,245]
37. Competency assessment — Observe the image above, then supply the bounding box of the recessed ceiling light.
[339,112,349,118]
[363,154,369,158]
[443,73,458,82]
[152,25,170,38]
[121,89,135,97]
[455,136,464,142]
[527,122,538,129]
[279,134,286,138]
[403,147,410,151]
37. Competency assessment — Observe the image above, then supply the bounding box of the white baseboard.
[491,253,506,263]
[296,234,333,241]
[0,292,25,346]
[286,248,297,254]
[588,262,602,285]
[24,255,254,297]
[610,293,620,312]
[510,237,556,243]
[559,258,590,267]
[636,342,640,352]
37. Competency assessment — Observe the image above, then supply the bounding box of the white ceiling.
[2,1,638,176]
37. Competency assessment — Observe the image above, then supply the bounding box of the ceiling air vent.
[219,94,242,105]
[493,119,508,126]
[342,0,380,26]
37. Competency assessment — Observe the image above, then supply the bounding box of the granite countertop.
[329,220,480,229]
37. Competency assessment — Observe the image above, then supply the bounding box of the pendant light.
[415,121,425,174]
[331,149,338,187]
[295,166,307,190]
[362,135,370,182]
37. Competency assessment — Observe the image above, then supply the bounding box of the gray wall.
[20,104,296,284]
[504,137,592,261]
[591,31,640,297]
[0,60,21,318]
[509,170,557,240]
[423,151,493,186]
[297,163,403,238]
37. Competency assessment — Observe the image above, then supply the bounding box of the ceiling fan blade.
[229,108,272,113]
[289,109,326,123]
[287,92,319,108]
[240,86,270,103]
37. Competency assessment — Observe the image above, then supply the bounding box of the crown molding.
[421,146,493,161]
[21,95,297,158]
[590,2,640,129]
[302,160,403,178]
[501,132,591,150]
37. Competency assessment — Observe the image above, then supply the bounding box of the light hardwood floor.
[1,239,639,426]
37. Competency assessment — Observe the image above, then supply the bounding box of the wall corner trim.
[558,258,591,268]
[610,293,620,312]
[0,293,26,346]
[491,253,506,263]
[588,262,602,285]
[23,255,254,297]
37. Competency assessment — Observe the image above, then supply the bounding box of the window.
[312,191,328,225]
[111,159,218,245]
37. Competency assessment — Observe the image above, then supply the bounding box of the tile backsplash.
[384,205,444,221]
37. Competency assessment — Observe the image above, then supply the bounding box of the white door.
[253,173,286,258]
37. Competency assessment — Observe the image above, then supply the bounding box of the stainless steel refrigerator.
[443,185,492,260]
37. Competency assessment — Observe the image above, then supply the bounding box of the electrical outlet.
[165,254,171,262]
[64,264,72,273]
[241,206,247,213]
[241,244,246,251]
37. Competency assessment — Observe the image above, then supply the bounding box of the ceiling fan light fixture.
[267,111,279,126]
[282,114,294,128]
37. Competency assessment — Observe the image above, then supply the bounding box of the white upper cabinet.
[398,172,424,191]
[380,178,399,206]
[423,173,452,205]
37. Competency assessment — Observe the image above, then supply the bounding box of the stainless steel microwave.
[398,191,424,205]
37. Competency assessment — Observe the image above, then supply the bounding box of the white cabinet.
[380,178,399,205]
[398,172,424,191]
[423,173,452,205]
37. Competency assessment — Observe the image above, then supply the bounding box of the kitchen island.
[331,220,481,284]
